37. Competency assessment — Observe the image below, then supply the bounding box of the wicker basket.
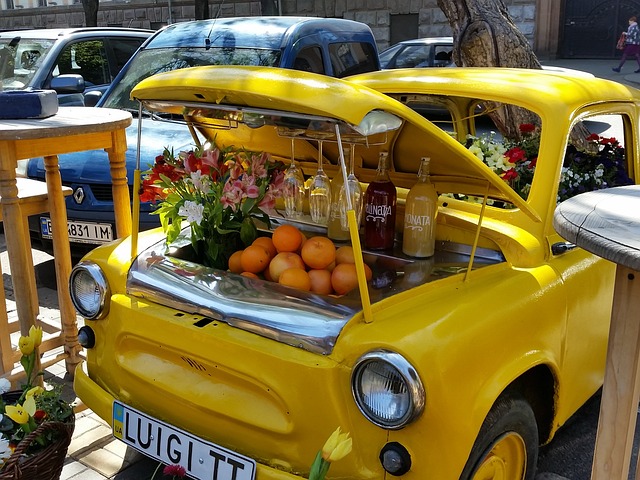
[0,414,75,480]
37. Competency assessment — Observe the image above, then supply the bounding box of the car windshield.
[378,43,402,68]
[102,46,281,112]
[0,36,55,90]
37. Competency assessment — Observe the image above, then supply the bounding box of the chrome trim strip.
[126,244,362,355]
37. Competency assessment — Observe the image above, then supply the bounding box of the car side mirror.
[83,90,102,107]
[50,74,85,94]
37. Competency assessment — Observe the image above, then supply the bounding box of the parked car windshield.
[0,37,55,89]
[102,47,281,112]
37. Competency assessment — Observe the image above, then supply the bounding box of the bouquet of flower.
[463,123,632,203]
[0,326,75,472]
[140,143,286,269]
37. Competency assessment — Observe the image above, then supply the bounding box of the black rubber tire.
[459,395,539,480]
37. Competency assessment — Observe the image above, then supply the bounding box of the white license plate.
[113,401,256,480]
[40,217,113,244]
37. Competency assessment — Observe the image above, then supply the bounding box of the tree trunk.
[195,0,210,20]
[437,0,542,140]
[81,0,99,27]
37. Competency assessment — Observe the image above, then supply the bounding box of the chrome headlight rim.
[351,349,425,430]
[69,261,110,320]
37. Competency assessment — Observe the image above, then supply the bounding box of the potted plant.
[0,326,75,480]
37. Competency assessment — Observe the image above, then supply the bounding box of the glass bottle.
[308,140,331,225]
[402,157,438,257]
[327,166,350,241]
[364,152,397,250]
[283,137,305,219]
[339,145,363,231]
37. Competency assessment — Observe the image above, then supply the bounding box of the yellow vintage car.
[71,65,639,479]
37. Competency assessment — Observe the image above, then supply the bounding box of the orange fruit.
[228,250,244,274]
[279,268,311,291]
[253,236,277,259]
[301,236,336,270]
[272,224,303,253]
[241,271,260,279]
[331,262,371,295]
[240,245,271,274]
[308,269,333,295]
[335,245,355,264]
[268,252,306,282]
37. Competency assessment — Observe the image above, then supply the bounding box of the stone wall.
[0,0,539,54]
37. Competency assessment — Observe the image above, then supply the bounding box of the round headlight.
[351,350,425,429]
[69,262,109,320]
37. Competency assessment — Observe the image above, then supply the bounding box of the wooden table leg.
[106,129,132,239]
[591,265,640,480]
[43,154,82,376]
[0,142,42,382]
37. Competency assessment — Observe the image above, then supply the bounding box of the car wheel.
[460,395,538,480]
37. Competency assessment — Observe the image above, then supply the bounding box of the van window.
[293,46,324,74]
[55,40,109,86]
[328,42,377,78]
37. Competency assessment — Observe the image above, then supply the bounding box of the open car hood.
[130,65,539,221]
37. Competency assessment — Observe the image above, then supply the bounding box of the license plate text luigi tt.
[113,401,256,480]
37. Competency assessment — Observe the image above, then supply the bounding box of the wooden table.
[0,107,132,379]
[554,185,640,480]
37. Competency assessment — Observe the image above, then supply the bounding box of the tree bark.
[437,0,542,140]
[81,0,98,27]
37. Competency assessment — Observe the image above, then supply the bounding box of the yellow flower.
[26,386,44,398]
[29,325,43,347]
[5,399,34,426]
[18,336,35,356]
[321,427,352,462]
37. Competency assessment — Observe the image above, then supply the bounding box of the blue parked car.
[22,16,380,254]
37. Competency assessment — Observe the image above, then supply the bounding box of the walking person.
[613,16,640,73]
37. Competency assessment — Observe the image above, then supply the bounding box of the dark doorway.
[562,0,640,58]
[389,14,419,46]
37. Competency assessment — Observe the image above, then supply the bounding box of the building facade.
[0,0,634,59]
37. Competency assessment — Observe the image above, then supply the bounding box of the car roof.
[0,27,153,40]
[349,67,634,118]
[146,16,374,49]
[391,36,453,47]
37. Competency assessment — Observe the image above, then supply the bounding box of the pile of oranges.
[228,224,372,295]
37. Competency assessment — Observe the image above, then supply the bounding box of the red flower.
[33,410,47,422]
[502,168,518,181]
[519,123,536,134]
[505,147,527,163]
[586,133,600,142]
[163,464,186,478]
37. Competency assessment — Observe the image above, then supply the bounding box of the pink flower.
[163,464,186,478]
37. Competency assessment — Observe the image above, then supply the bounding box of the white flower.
[0,437,11,467]
[190,171,212,194]
[0,378,11,395]
[178,200,204,225]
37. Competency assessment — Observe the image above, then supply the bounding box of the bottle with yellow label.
[402,157,438,257]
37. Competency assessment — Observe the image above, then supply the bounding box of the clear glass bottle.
[364,152,397,250]
[402,157,438,257]
[327,167,350,241]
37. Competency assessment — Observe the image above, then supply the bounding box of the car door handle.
[552,242,577,255]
